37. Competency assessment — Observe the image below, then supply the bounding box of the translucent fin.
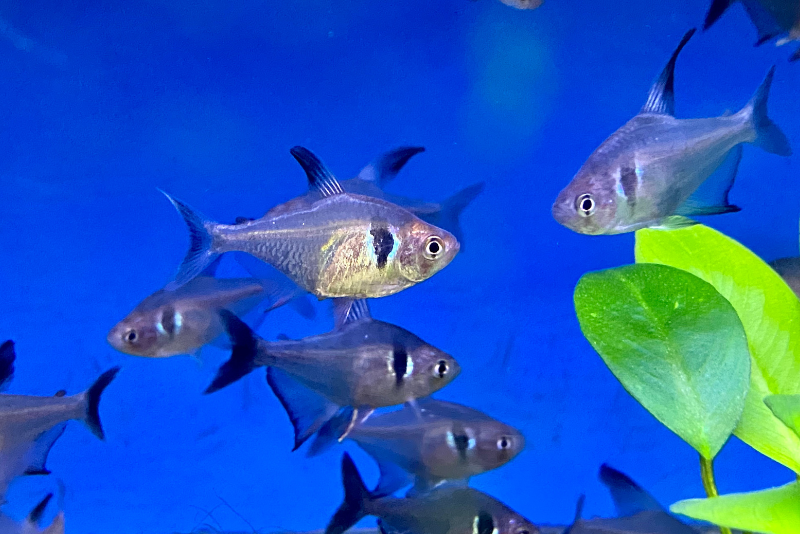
[743,66,792,156]
[653,215,698,230]
[562,494,586,534]
[356,146,425,187]
[161,191,220,290]
[83,367,121,440]
[599,464,664,517]
[24,423,68,476]
[233,253,317,321]
[201,255,224,277]
[791,46,800,62]
[26,493,54,526]
[0,340,15,390]
[307,406,355,457]
[332,299,372,329]
[325,453,370,534]
[290,146,344,197]
[373,458,414,498]
[703,0,735,31]
[205,310,259,394]
[676,146,743,217]
[430,182,485,252]
[641,29,695,116]
[267,367,340,451]
[742,1,785,46]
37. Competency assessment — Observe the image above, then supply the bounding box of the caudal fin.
[205,310,260,394]
[434,182,485,251]
[161,191,221,289]
[744,67,792,156]
[84,367,121,440]
[325,453,372,534]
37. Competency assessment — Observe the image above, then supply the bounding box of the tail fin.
[325,453,372,534]
[83,367,121,440]
[205,310,260,394]
[703,0,735,31]
[435,182,485,250]
[743,66,792,156]
[161,191,221,289]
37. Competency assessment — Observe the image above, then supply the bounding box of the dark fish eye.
[125,330,138,343]
[424,236,444,260]
[497,436,512,450]
[434,359,449,378]
[575,193,596,217]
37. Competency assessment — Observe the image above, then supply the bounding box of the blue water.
[1,0,798,532]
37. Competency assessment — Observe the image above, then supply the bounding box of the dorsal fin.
[562,494,585,534]
[357,146,425,187]
[290,146,344,197]
[599,464,664,516]
[333,299,372,329]
[641,29,696,116]
[0,340,16,390]
[27,493,54,525]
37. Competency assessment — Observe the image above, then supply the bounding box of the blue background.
[0,0,798,532]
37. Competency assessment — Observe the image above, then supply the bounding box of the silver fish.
[563,465,699,534]
[326,453,540,534]
[705,0,800,61]
[259,147,484,251]
[770,256,800,297]
[552,29,792,235]
[107,258,310,358]
[497,0,543,9]
[311,398,524,496]
[0,342,118,500]
[0,493,65,534]
[204,299,459,450]
[164,147,459,299]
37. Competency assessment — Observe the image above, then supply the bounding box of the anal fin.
[675,146,743,217]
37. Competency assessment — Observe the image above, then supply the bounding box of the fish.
[0,341,120,499]
[551,29,792,235]
[261,147,485,251]
[326,453,540,534]
[497,0,543,9]
[308,397,524,497]
[163,146,460,298]
[770,256,800,297]
[704,0,800,61]
[205,299,460,450]
[0,493,65,534]
[563,465,699,534]
[107,257,313,358]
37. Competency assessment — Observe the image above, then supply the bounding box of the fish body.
[552,29,791,235]
[0,342,118,499]
[705,0,800,61]
[165,147,459,299]
[770,256,800,297]
[263,147,484,249]
[326,453,539,534]
[206,300,459,450]
[339,398,524,495]
[498,0,543,9]
[107,274,293,358]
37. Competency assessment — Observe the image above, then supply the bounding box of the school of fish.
[2,0,798,533]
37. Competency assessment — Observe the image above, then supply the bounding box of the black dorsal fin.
[0,340,16,390]
[27,493,54,525]
[641,29,696,116]
[290,146,344,197]
[333,299,372,330]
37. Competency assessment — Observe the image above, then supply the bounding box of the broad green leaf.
[574,263,750,459]
[671,481,800,534]
[766,395,800,439]
[636,225,800,472]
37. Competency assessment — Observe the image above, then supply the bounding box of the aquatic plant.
[574,224,800,534]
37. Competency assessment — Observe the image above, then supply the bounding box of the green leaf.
[671,482,800,534]
[574,263,750,459]
[766,395,800,439]
[636,225,800,472]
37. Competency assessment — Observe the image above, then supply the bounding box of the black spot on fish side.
[392,346,407,386]
[161,307,176,336]
[370,224,394,269]
[453,432,470,460]
[620,166,638,210]
[477,512,495,534]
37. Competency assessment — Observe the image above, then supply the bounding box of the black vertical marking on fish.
[477,512,495,534]
[392,345,407,386]
[370,223,394,269]
[161,307,176,336]
[620,166,638,211]
[453,433,470,461]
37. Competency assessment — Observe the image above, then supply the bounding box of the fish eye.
[124,330,138,343]
[424,236,444,260]
[497,436,512,450]
[575,193,596,217]
[434,359,449,378]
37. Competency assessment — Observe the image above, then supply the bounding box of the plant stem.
[699,455,732,534]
